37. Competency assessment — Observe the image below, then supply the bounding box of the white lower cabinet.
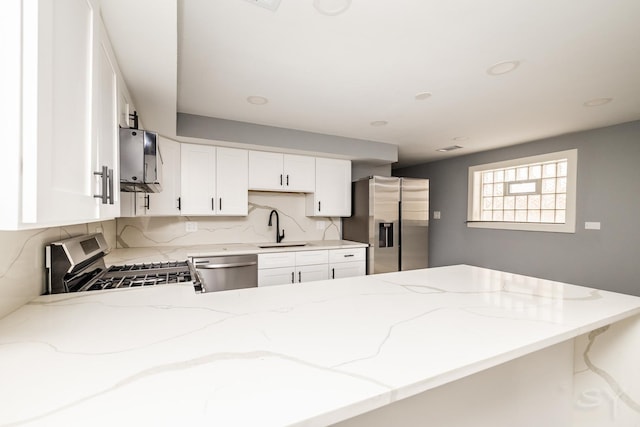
[329,248,366,279]
[258,248,364,287]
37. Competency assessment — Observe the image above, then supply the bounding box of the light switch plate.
[186,221,198,232]
[434,211,441,220]
[316,221,326,230]
[585,222,601,230]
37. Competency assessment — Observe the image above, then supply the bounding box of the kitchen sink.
[257,242,308,249]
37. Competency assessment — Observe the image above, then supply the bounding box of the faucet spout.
[268,210,285,243]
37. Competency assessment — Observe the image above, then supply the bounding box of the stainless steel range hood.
[120,127,162,193]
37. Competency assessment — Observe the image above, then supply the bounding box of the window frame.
[467,149,578,233]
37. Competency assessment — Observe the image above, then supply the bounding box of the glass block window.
[468,149,577,233]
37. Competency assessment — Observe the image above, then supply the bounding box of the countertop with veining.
[105,239,368,265]
[1,265,639,426]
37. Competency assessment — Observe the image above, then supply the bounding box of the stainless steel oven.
[191,254,258,293]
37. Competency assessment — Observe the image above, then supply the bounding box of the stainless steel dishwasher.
[191,254,258,293]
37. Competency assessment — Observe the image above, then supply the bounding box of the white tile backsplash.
[0,220,116,319]
[116,192,341,248]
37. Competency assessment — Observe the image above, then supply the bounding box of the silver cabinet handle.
[332,268,335,279]
[318,201,321,212]
[195,261,257,269]
[211,198,214,210]
[106,168,114,204]
[219,198,222,211]
[144,194,150,210]
[344,254,354,258]
[286,174,289,186]
[291,271,294,283]
[93,165,108,204]
[298,271,301,283]
[280,174,283,186]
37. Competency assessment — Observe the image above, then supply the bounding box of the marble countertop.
[1,265,640,426]
[105,239,368,265]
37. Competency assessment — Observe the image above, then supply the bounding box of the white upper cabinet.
[283,154,315,192]
[216,147,249,216]
[180,144,216,216]
[180,144,248,216]
[95,24,120,219]
[1,0,126,229]
[248,151,315,192]
[306,158,351,217]
[146,137,182,216]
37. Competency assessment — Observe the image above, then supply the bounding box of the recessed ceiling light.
[370,120,388,127]
[436,145,463,152]
[583,98,613,107]
[487,60,520,76]
[247,96,269,105]
[452,136,469,141]
[313,0,352,16]
[415,92,432,101]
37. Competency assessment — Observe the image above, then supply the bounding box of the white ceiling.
[103,0,640,168]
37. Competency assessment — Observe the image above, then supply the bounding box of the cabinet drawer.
[329,247,366,264]
[258,267,295,286]
[295,250,329,266]
[258,252,296,269]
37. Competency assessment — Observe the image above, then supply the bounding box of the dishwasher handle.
[195,261,257,269]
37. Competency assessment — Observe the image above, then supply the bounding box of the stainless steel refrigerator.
[342,176,429,274]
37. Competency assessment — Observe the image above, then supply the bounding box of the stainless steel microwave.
[119,128,162,193]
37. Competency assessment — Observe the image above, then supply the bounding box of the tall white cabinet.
[1,0,128,229]
[180,144,248,216]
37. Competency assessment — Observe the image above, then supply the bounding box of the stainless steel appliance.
[45,233,199,293]
[120,127,162,193]
[191,255,258,292]
[342,176,429,274]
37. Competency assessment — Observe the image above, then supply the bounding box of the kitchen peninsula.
[1,265,639,426]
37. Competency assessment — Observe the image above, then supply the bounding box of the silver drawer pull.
[344,254,355,257]
[197,261,257,269]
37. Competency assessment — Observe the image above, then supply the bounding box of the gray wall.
[177,113,398,164]
[394,121,640,296]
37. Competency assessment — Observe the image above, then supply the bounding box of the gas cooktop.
[46,234,200,294]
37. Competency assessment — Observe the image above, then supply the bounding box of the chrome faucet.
[268,210,285,243]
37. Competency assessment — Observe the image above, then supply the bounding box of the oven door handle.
[196,261,257,269]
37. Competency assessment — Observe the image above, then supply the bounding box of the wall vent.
[243,0,282,11]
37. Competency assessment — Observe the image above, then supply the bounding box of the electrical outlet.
[433,211,441,220]
[585,222,601,230]
[316,221,326,230]
[185,221,198,232]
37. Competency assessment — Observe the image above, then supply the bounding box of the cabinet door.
[216,147,248,215]
[95,35,120,219]
[21,0,100,225]
[248,151,283,191]
[283,155,315,192]
[330,261,366,279]
[258,267,295,287]
[296,264,329,283]
[306,158,351,217]
[180,144,216,215]
[146,137,181,216]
